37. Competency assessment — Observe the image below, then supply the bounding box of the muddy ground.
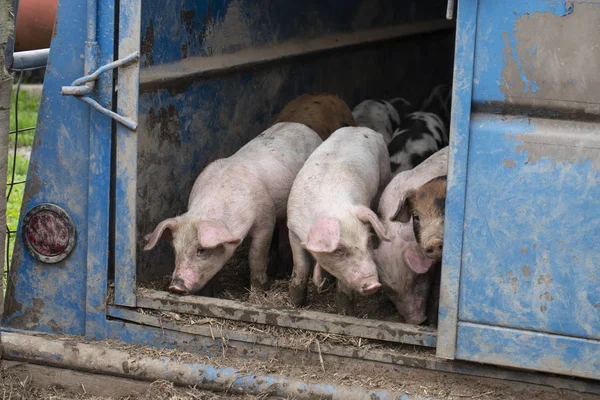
[2,357,599,400]
[0,364,279,400]
[138,241,411,325]
[5,333,599,400]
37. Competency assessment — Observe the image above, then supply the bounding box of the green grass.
[6,153,29,267]
[9,87,40,147]
[5,86,39,274]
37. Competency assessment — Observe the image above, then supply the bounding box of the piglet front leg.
[336,280,355,316]
[288,230,312,307]
[249,214,276,290]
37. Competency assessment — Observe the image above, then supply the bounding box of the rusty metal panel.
[136,289,437,347]
[114,0,142,307]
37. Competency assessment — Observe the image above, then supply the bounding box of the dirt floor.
[139,242,411,325]
[9,332,598,400]
[0,363,280,400]
[3,353,599,400]
[122,248,600,400]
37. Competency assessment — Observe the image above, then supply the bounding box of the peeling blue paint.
[472,0,577,102]
[457,114,600,341]
[439,0,600,382]
[2,0,92,335]
[457,322,600,380]
[436,0,478,361]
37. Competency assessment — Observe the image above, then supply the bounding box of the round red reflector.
[22,204,76,263]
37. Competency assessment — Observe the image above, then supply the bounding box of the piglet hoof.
[289,284,307,308]
[251,277,270,291]
[336,291,355,316]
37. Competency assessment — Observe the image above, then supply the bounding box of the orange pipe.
[14,0,59,51]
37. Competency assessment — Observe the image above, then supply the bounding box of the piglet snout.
[406,313,427,325]
[168,278,190,295]
[360,280,382,296]
[424,239,443,260]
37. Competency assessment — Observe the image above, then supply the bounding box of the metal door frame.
[436,0,600,381]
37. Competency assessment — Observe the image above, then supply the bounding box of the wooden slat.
[135,289,437,347]
[107,305,433,368]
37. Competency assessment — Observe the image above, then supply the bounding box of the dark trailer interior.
[130,0,454,343]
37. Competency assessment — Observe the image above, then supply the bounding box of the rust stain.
[521,266,531,277]
[47,319,63,333]
[510,277,519,294]
[520,247,527,254]
[180,9,196,34]
[500,31,525,96]
[538,273,553,285]
[198,1,214,48]
[25,160,43,197]
[181,42,189,59]
[540,292,554,302]
[146,105,181,144]
[7,298,44,329]
[540,305,547,313]
[503,158,516,168]
[141,20,155,66]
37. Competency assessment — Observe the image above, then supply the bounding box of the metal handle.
[447,0,455,20]
[61,51,140,130]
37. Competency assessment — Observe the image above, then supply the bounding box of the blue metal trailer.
[2,0,599,396]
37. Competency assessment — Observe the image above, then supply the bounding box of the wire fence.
[6,66,44,277]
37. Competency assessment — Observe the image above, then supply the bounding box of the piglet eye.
[333,247,347,257]
[413,214,420,222]
[196,248,206,257]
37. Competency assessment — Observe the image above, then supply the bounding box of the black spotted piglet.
[352,97,413,145]
[388,84,452,176]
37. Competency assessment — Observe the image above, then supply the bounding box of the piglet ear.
[353,205,390,242]
[302,217,340,253]
[404,248,435,274]
[390,190,415,223]
[197,220,241,249]
[144,218,178,250]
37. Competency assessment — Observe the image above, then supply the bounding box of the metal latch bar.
[61,51,140,130]
[447,0,455,20]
